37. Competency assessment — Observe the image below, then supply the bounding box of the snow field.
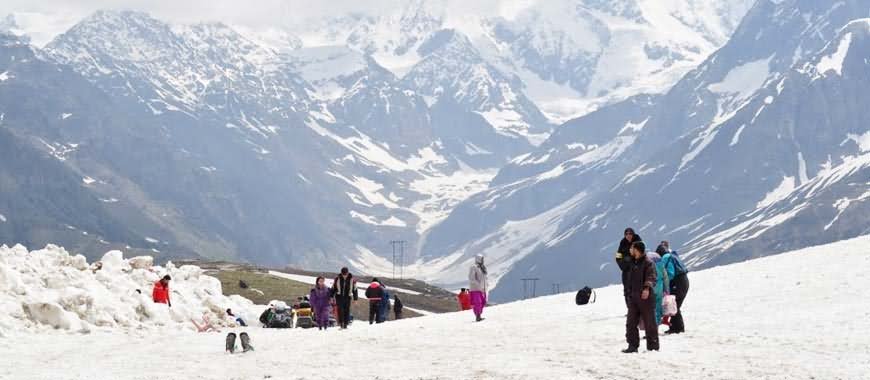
[3,236,869,379]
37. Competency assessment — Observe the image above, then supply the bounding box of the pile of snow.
[0,244,257,337]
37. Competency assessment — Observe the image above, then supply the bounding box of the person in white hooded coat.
[468,255,488,322]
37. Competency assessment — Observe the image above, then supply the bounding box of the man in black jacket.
[615,228,642,304]
[623,241,659,353]
[332,267,358,329]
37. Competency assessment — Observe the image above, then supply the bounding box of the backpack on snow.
[575,286,596,305]
[269,310,292,328]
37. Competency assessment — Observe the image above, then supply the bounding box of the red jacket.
[152,280,170,304]
[458,292,472,310]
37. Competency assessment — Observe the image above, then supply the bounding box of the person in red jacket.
[152,275,171,307]
[457,288,472,311]
[364,279,385,325]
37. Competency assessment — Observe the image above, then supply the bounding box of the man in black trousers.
[623,241,659,353]
[332,267,358,329]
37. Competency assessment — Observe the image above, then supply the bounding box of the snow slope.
[5,236,868,379]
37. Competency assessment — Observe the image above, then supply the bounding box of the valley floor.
[4,236,870,380]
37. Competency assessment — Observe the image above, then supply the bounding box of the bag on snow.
[269,310,292,328]
[662,294,678,317]
[575,286,596,305]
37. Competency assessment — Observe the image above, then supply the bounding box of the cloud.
[1,0,399,27]
[1,0,537,47]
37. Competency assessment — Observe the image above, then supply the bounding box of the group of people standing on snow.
[147,229,689,350]
[616,227,691,353]
[309,267,405,330]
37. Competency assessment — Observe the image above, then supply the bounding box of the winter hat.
[162,275,171,281]
[655,244,668,255]
[371,277,379,283]
[340,267,349,275]
[475,254,484,264]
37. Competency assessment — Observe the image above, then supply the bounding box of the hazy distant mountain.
[417,0,870,301]
[8,1,839,295]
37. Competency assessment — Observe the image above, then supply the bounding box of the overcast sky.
[1,0,384,27]
[1,0,535,46]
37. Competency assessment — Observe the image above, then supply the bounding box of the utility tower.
[520,278,540,299]
[390,240,406,280]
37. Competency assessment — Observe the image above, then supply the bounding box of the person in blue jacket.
[646,251,669,326]
[657,242,690,334]
[378,282,391,323]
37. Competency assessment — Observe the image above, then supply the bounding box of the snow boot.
[621,347,638,354]
[240,332,254,352]
[225,333,237,353]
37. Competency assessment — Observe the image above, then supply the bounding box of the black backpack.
[575,286,596,305]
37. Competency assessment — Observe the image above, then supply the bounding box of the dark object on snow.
[575,286,596,305]
[238,280,249,289]
[268,309,292,328]
[259,308,273,326]
[225,332,236,353]
[393,295,404,320]
[240,332,254,352]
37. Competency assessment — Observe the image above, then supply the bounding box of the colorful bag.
[663,294,678,317]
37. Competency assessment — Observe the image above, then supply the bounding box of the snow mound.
[0,244,256,336]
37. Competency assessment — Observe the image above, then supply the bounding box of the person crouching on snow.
[152,275,171,307]
[226,308,247,327]
[457,288,472,311]
[468,255,488,322]
[623,241,659,353]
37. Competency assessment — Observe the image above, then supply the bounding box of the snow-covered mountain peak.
[233,25,303,54]
[402,27,552,144]
[45,9,314,120]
